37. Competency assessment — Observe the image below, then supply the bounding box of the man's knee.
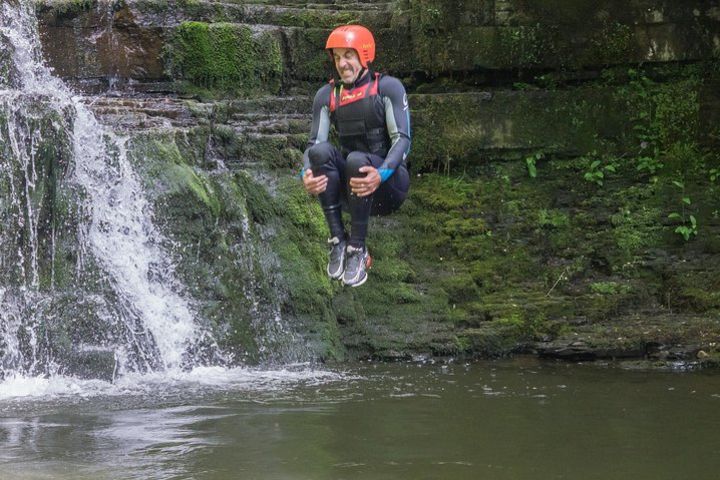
[345,151,371,178]
[308,142,336,171]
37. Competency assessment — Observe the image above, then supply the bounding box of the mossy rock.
[167,21,283,95]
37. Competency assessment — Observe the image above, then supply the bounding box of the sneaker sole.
[346,271,368,287]
[327,265,344,280]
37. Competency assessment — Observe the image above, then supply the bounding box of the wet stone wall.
[23,0,720,365]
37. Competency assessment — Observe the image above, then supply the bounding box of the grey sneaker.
[327,236,347,279]
[343,245,372,287]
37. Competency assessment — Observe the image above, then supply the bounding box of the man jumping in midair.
[301,25,411,287]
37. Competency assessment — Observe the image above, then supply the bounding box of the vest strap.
[328,73,381,112]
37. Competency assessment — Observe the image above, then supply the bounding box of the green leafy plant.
[525,151,543,178]
[636,147,663,175]
[669,213,698,241]
[667,180,698,241]
[582,152,617,186]
[710,168,720,183]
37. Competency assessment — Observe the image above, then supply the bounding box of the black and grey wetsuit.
[303,70,411,248]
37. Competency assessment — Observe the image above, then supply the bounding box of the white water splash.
[0,365,344,400]
[0,2,200,371]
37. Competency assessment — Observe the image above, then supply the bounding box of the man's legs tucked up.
[309,145,409,286]
[343,150,410,286]
[345,151,375,249]
[345,151,410,247]
[308,142,347,240]
[342,152,374,286]
[308,142,348,279]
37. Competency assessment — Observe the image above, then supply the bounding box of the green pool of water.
[1,359,719,479]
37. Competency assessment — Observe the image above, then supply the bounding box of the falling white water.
[72,107,197,369]
[0,95,38,287]
[0,3,199,371]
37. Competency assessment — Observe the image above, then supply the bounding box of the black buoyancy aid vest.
[329,72,391,157]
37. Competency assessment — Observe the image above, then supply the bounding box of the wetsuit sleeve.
[378,76,411,182]
[302,84,333,172]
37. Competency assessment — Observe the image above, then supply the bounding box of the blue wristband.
[378,168,394,182]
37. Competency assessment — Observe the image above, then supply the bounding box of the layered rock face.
[30,0,720,364]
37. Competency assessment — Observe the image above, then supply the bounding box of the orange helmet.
[325,25,376,68]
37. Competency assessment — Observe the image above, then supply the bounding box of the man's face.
[333,47,363,84]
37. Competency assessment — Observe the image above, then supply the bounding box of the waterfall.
[0,2,211,379]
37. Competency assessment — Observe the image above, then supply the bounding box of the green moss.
[131,136,221,217]
[654,80,701,150]
[273,235,332,314]
[443,217,489,237]
[410,89,628,173]
[176,0,201,8]
[590,281,632,295]
[587,22,634,66]
[241,135,304,170]
[439,273,479,306]
[411,174,474,210]
[609,203,663,266]
[169,163,221,217]
[269,177,332,314]
[581,288,633,320]
[37,0,94,17]
[364,134,713,353]
[167,22,283,95]
[497,24,557,69]
[537,209,570,229]
[669,272,720,312]
[282,27,330,81]
[234,172,275,224]
[615,72,702,173]
[275,10,360,29]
